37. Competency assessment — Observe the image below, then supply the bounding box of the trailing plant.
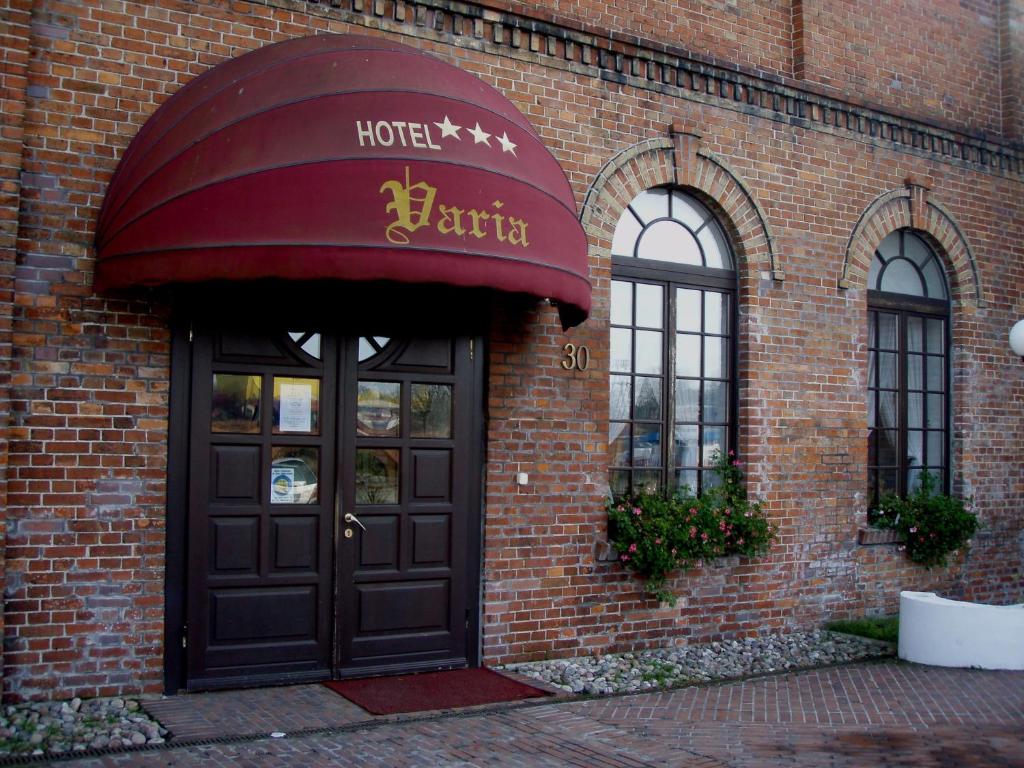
[607,451,775,604]
[869,471,979,567]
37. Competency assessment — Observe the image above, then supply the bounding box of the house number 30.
[561,343,590,371]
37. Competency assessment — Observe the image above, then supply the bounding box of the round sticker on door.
[271,466,295,504]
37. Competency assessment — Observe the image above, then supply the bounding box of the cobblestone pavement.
[30,661,1024,767]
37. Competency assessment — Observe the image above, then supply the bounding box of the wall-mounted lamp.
[1010,319,1024,359]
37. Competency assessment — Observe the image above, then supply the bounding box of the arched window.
[609,188,737,496]
[867,229,950,500]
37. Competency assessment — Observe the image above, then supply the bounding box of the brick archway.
[839,182,984,307]
[580,127,781,282]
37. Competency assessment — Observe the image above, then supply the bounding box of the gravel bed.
[503,630,894,695]
[0,697,168,758]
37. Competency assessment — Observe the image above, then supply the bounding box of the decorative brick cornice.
[267,0,1024,180]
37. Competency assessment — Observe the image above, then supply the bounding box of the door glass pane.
[703,380,728,422]
[704,292,727,335]
[410,384,451,438]
[673,424,698,467]
[635,284,664,328]
[676,334,701,376]
[633,376,662,420]
[211,373,261,433]
[357,381,400,437]
[358,336,391,362]
[270,447,319,504]
[676,289,701,332]
[273,377,321,434]
[609,423,631,466]
[610,280,633,325]
[610,376,632,420]
[355,449,400,504]
[704,337,728,378]
[633,424,661,467]
[287,331,321,359]
[610,328,633,373]
[635,330,663,374]
[675,378,700,422]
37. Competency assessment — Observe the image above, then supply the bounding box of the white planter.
[898,591,1024,670]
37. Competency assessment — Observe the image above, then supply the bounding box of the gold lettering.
[438,204,466,236]
[491,200,506,242]
[508,217,529,247]
[467,209,490,239]
[379,167,437,245]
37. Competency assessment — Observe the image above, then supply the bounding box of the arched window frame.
[867,228,951,501]
[609,187,739,497]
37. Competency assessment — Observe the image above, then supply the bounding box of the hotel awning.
[94,34,591,328]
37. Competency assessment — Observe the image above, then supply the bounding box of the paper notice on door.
[271,466,295,504]
[279,383,312,432]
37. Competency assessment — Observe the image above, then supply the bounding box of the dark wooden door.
[336,336,478,676]
[184,329,481,689]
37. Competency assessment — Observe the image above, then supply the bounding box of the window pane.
[633,424,661,467]
[675,378,700,422]
[926,318,945,352]
[270,447,319,505]
[357,381,400,437]
[703,380,728,422]
[704,336,728,378]
[876,232,900,260]
[630,188,668,223]
[676,289,701,332]
[704,292,728,335]
[611,210,643,257]
[927,430,945,466]
[610,280,633,325]
[907,316,923,352]
[868,390,876,428]
[877,469,898,496]
[610,376,632,420]
[877,313,897,350]
[273,377,321,435]
[926,356,944,391]
[410,383,452,439]
[702,426,726,466]
[673,424,699,467]
[906,353,922,391]
[875,429,898,466]
[288,331,321,359]
[635,331,663,374]
[697,224,729,269]
[355,449,400,504]
[923,261,947,299]
[879,352,898,389]
[609,423,631,466]
[611,328,633,373]
[907,393,923,428]
[609,470,629,497]
[927,394,944,428]
[907,430,923,467]
[868,255,882,290]
[670,191,706,229]
[212,373,261,433]
[634,376,662,420]
[880,259,924,296]
[676,334,701,377]
[633,471,661,493]
[675,468,698,493]
[638,220,702,264]
[904,233,931,267]
[878,392,898,429]
[635,284,664,328]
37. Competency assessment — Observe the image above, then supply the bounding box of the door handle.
[344,512,367,531]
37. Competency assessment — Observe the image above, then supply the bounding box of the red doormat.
[323,667,551,715]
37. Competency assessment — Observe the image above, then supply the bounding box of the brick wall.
[1002,0,1024,141]
[3,0,1022,698]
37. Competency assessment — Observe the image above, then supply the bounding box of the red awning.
[93,34,591,327]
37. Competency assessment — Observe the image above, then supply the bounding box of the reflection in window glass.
[355,449,400,504]
[357,381,400,437]
[212,374,261,433]
[273,377,320,434]
[270,446,319,504]
[411,384,452,438]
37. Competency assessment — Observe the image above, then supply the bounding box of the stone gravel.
[0,697,168,758]
[503,630,894,695]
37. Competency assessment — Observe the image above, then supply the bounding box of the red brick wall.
[4,0,1022,698]
[795,0,1004,136]
[1002,0,1024,141]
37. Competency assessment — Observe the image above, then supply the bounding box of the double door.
[184,327,481,690]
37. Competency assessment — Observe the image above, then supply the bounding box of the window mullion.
[897,309,908,496]
[664,281,676,491]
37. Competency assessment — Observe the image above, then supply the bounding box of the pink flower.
[737,537,745,545]
[689,526,697,538]
[633,507,642,516]
[654,537,662,545]
[734,460,744,467]
[620,553,631,562]
[689,507,697,516]
[719,521,727,531]
[701,532,709,542]
[909,526,918,533]
[724,508,731,516]
[728,450,735,457]
[671,548,677,555]
[628,543,638,553]
[616,505,624,512]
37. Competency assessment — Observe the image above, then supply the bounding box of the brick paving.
[43,662,1024,767]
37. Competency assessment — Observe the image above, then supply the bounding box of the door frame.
[163,297,487,693]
